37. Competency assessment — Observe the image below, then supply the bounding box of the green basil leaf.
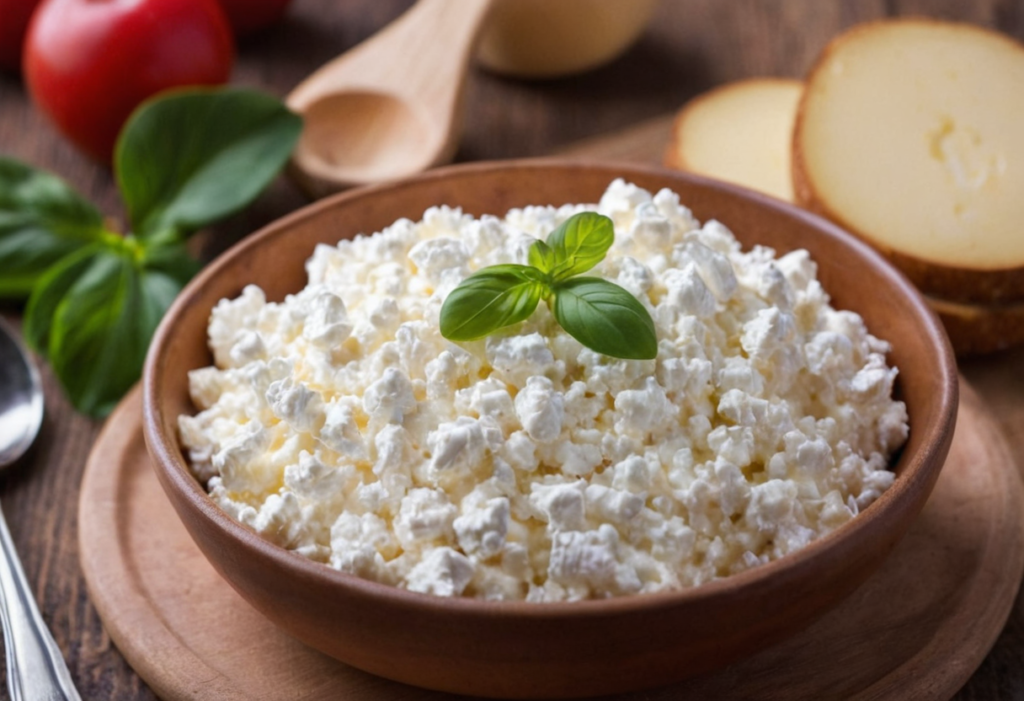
[45,245,189,417]
[528,239,557,275]
[546,212,615,281]
[550,277,657,360]
[116,87,303,239]
[0,158,106,298]
[440,265,544,341]
[23,244,105,355]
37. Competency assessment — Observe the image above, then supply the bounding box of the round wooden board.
[79,380,1024,701]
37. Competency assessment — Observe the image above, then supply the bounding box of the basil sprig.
[440,212,658,360]
[0,160,107,298]
[2,87,302,417]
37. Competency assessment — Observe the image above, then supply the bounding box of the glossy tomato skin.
[24,0,234,163]
[0,0,42,72]
[217,0,293,37]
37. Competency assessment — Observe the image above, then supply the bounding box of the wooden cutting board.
[78,381,1023,701]
[78,120,1024,700]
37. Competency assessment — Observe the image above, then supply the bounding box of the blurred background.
[4,0,1021,257]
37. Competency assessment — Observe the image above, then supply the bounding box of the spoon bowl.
[292,91,435,186]
[286,0,494,199]
[0,319,43,468]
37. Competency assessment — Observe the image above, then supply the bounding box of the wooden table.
[1,1,1023,698]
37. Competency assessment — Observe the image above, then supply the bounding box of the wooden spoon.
[287,0,495,199]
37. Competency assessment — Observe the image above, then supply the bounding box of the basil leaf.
[23,244,104,355]
[440,265,544,341]
[528,239,557,275]
[0,158,106,298]
[46,250,140,416]
[40,243,192,417]
[546,212,615,281]
[550,277,657,360]
[116,88,303,239]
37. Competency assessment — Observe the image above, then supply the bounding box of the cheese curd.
[179,180,909,601]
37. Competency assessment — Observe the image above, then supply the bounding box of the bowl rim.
[143,157,958,618]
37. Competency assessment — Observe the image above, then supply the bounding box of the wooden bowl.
[143,160,957,699]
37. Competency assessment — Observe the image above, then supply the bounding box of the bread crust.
[927,294,1024,356]
[792,18,1024,305]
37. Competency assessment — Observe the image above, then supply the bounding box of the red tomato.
[217,0,293,37]
[0,0,42,72]
[24,0,234,163]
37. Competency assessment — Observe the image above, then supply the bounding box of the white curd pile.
[178,180,909,601]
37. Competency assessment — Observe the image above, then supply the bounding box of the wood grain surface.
[2,1,1024,699]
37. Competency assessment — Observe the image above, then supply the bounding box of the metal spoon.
[0,318,80,701]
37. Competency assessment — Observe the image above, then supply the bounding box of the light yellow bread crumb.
[665,78,803,202]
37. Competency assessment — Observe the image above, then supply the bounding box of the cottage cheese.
[178,180,909,601]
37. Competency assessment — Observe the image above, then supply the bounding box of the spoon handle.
[0,504,81,701]
[287,0,494,110]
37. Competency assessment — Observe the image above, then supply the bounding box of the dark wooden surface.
[1,1,1023,699]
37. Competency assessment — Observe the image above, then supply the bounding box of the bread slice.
[927,295,1024,356]
[665,79,803,202]
[793,19,1024,304]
